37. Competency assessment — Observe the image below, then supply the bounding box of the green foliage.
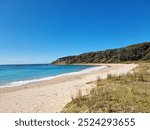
[52,42,150,64]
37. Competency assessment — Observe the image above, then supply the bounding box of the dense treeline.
[51,42,150,64]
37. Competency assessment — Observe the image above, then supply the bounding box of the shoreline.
[0,65,107,88]
[0,64,138,113]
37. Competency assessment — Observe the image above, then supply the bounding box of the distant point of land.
[52,42,150,64]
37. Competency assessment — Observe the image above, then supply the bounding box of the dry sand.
[0,64,138,113]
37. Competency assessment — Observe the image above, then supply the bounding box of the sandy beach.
[0,64,138,113]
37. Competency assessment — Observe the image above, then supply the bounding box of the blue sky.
[0,0,150,64]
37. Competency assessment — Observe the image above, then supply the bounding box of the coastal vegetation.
[52,42,150,112]
[62,63,150,113]
[52,42,150,64]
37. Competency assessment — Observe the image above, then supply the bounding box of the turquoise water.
[0,64,94,87]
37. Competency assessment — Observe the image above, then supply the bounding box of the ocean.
[0,64,98,87]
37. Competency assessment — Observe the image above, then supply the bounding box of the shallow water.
[0,64,95,87]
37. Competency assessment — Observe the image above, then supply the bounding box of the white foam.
[0,65,108,88]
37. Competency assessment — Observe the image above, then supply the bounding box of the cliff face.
[51,42,150,64]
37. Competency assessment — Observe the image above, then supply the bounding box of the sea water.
[0,64,99,87]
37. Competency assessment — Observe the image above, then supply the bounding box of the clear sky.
[0,0,150,64]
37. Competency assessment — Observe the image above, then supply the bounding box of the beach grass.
[62,63,150,113]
